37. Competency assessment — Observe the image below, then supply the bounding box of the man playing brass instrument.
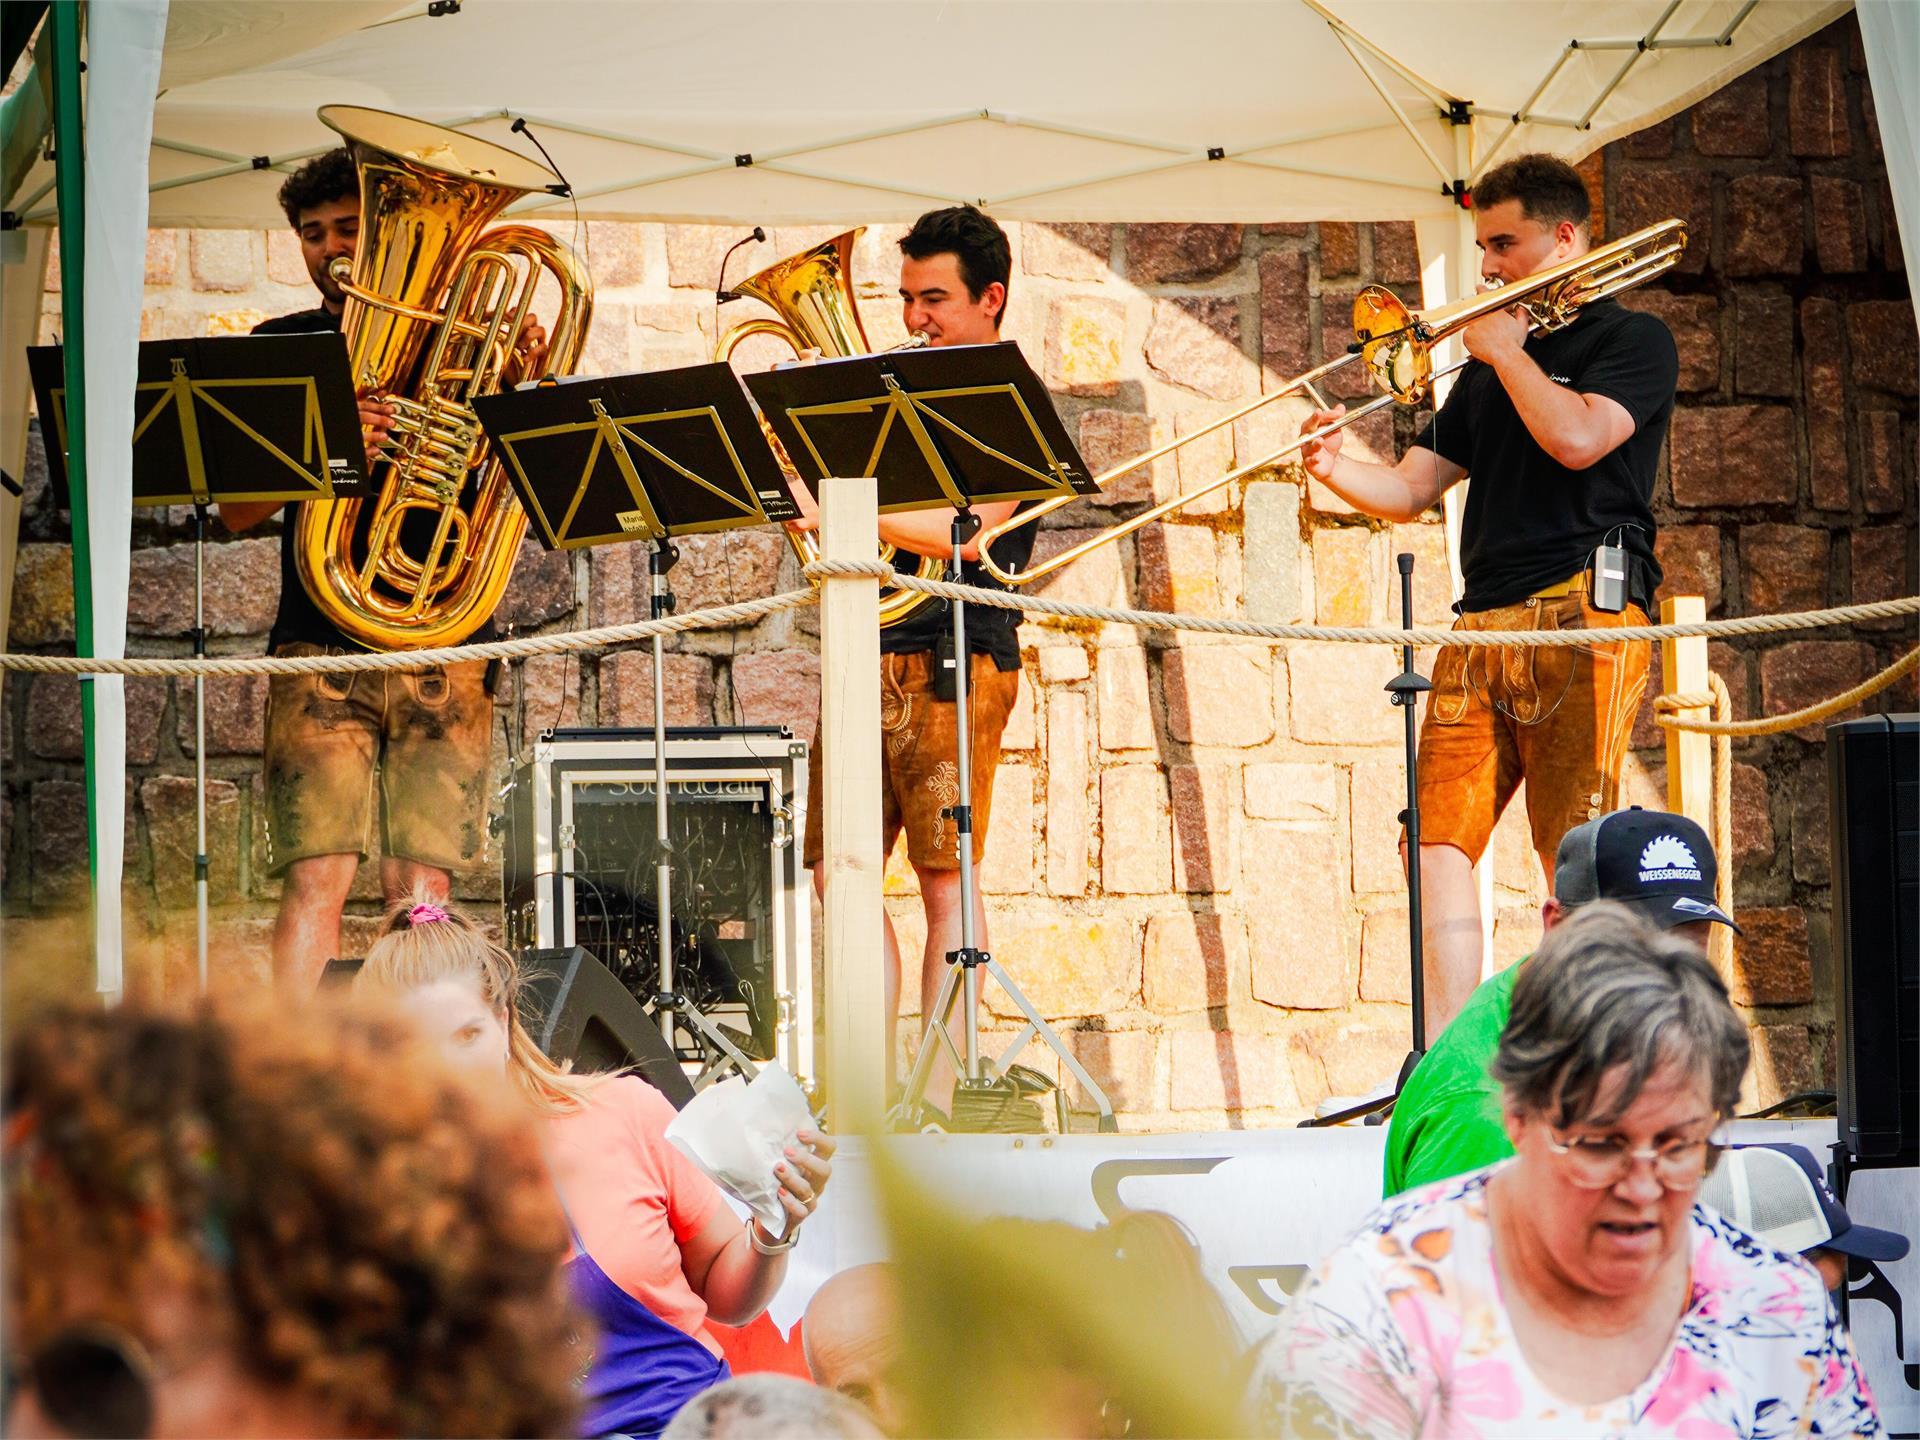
[785,206,1033,1116]
[1299,154,1678,1051]
[219,149,547,992]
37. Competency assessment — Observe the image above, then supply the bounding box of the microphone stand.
[1306,551,1431,1127]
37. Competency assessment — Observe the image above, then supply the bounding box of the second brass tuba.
[716,228,941,629]
[297,106,594,650]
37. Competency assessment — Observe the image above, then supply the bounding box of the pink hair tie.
[407,903,450,926]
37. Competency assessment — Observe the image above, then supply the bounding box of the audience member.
[354,890,835,1440]
[1251,904,1881,1437]
[661,1374,883,1439]
[1384,807,1737,1196]
[3,998,580,1439]
[1701,1142,1910,1291]
[804,1263,906,1435]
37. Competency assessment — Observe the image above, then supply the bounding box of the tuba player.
[219,149,547,992]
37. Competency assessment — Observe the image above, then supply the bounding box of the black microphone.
[716,227,767,304]
[510,117,572,197]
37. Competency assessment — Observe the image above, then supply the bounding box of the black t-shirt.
[252,307,494,651]
[1413,299,1676,613]
[878,503,1035,670]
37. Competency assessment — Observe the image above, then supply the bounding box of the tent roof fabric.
[21,0,1847,226]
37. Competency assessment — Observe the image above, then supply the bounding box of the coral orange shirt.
[545,1077,727,1358]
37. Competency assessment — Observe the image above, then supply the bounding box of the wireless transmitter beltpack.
[1590,539,1629,614]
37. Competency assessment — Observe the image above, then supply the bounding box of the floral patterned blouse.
[1249,1165,1881,1438]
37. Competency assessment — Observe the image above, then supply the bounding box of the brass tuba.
[716,228,941,628]
[296,106,594,650]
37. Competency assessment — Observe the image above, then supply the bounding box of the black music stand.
[473,363,798,1086]
[29,335,367,989]
[746,342,1115,1134]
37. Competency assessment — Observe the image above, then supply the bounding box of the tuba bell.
[716,228,941,629]
[296,106,594,650]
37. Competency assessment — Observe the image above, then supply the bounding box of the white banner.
[81,0,170,996]
[764,1116,1847,1348]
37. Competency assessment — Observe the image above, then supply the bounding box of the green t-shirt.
[1381,959,1526,1198]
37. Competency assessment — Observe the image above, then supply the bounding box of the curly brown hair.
[4,998,583,1438]
[276,147,358,228]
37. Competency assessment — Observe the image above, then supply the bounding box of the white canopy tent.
[6,0,1880,1022]
[14,0,1852,229]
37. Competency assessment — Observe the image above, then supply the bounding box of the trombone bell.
[1354,287,1428,404]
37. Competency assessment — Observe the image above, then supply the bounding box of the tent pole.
[49,0,100,986]
[1445,121,1496,982]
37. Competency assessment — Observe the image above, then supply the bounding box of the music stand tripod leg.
[643,538,759,1088]
[194,504,209,993]
[892,509,1117,1133]
[650,538,678,1048]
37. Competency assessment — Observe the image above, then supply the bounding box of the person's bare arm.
[786,488,1019,563]
[217,499,285,532]
[679,1129,834,1326]
[223,395,398,532]
[1461,307,1634,470]
[878,498,1019,562]
[1299,405,1463,522]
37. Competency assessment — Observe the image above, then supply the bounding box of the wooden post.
[1661,595,1711,834]
[817,477,888,1134]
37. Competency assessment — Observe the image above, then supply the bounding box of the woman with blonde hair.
[356,890,835,1440]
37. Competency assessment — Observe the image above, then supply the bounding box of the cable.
[508,116,589,302]
[714,227,767,336]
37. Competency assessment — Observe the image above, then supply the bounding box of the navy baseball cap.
[1700,1144,1911,1263]
[1554,806,1739,933]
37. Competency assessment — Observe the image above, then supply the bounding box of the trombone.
[977,218,1688,588]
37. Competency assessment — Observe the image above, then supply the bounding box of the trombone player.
[1299,154,1678,1058]
[784,206,1030,1119]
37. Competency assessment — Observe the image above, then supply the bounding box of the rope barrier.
[0,589,819,677]
[804,560,1920,649]
[0,557,1909,687]
[1655,647,1920,737]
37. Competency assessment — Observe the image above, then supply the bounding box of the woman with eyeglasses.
[3,998,582,1439]
[1248,903,1881,1438]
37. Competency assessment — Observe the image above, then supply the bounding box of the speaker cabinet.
[518,946,695,1110]
[501,727,812,1084]
[1828,714,1919,1161]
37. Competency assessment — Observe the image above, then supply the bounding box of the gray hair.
[1492,902,1748,1128]
[662,1375,883,1440]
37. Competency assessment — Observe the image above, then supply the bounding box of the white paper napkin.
[664,1064,815,1237]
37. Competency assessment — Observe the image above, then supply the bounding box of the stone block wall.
[3,15,1912,1127]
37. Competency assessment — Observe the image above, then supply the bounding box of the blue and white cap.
[1553,806,1740,933]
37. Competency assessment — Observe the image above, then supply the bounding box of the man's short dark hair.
[277,147,358,229]
[899,205,1011,326]
[1472,153,1592,232]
